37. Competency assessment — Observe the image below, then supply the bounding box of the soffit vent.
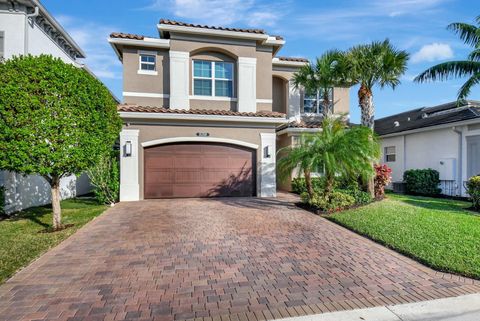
[394,121,400,127]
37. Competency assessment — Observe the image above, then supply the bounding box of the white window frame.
[384,146,396,162]
[138,50,157,75]
[303,88,333,115]
[192,60,235,99]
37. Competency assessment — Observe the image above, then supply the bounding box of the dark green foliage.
[466,176,480,210]
[339,188,373,205]
[87,152,120,205]
[302,191,355,213]
[0,55,122,181]
[403,169,441,195]
[291,177,327,194]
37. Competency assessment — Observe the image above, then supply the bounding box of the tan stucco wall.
[123,46,170,96]
[276,133,293,191]
[256,50,272,102]
[124,96,169,107]
[272,76,287,113]
[125,121,275,199]
[333,87,350,114]
[170,35,256,58]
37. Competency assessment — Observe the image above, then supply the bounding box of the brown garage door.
[144,143,256,198]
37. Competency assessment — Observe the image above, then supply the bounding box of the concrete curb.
[276,293,480,321]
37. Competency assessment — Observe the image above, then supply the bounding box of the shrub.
[403,169,441,195]
[0,186,5,215]
[87,153,120,205]
[306,191,355,212]
[291,177,327,194]
[340,187,373,205]
[374,164,392,198]
[466,176,480,210]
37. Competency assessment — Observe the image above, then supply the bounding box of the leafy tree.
[0,55,122,230]
[415,16,480,101]
[277,117,380,198]
[347,39,409,195]
[87,152,120,206]
[292,50,351,117]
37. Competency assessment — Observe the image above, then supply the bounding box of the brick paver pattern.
[0,194,479,321]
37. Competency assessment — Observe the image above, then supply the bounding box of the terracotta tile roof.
[277,119,322,131]
[118,105,286,118]
[277,56,309,63]
[159,19,266,35]
[272,35,284,40]
[110,32,146,40]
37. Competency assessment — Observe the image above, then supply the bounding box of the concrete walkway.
[277,293,480,321]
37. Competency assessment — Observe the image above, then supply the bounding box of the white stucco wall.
[380,136,405,183]
[0,11,26,58]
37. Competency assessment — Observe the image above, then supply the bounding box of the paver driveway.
[0,194,479,321]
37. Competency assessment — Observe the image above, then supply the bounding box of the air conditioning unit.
[392,181,406,194]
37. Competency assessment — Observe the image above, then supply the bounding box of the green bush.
[339,188,373,205]
[87,153,120,205]
[0,186,5,215]
[291,177,327,194]
[403,169,441,196]
[306,191,355,212]
[466,176,480,210]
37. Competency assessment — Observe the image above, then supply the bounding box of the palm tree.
[277,117,380,198]
[415,16,480,101]
[292,50,351,118]
[348,39,409,129]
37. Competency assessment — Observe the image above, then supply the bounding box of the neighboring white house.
[0,0,92,213]
[376,100,480,197]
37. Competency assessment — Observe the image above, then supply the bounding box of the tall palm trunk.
[50,176,62,230]
[358,84,375,197]
[322,90,331,118]
[303,169,314,199]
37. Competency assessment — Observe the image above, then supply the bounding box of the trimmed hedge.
[403,169,441,196]
[466,176,480,210]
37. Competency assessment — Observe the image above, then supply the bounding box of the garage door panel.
[144,143,255,198]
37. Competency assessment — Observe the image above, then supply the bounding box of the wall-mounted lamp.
[125,141,132,157]
[263,146,271,159]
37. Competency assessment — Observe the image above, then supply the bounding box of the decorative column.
[237,57,257,113]
[169,51,190,110]
[259,133,276,197]
[120,129,140,201]
[288,80,301,120]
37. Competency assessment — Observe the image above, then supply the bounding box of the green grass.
[329,193,480,279]
[0,199,107,284]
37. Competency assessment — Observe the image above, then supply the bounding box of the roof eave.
[272,58,307,67]
[108,38,171,61]
[157,23,269,41]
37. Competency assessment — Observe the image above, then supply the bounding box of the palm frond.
[447,22,480,48]
[468,49,480,61]
[414,60,480,82]
[457,72,480,101]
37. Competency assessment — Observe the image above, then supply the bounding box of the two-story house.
[0,0,92,213]
[109,19,350,201]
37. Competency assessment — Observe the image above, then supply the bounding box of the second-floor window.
[193,60,233,97]
[303,88,333,114]
[139,53,156,71]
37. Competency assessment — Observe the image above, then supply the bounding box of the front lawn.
[0,199,107,284]
[329,193,480,279]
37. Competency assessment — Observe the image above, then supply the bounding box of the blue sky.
[43,0,480,123]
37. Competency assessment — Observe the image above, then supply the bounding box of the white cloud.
[147,0,289,28]
[411,43,454,63]
[58,16,122,80]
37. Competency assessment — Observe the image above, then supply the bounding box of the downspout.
[453,126,463,196]
[24,5,39,55]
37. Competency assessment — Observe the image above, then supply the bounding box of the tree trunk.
[325,175,335,196]
[358,84,375,197]
[303,169,314,199]
[322,90,331,118]
[51,176,62,230]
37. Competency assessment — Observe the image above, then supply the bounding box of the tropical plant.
[465,176,480,210]
[302,190,356,213]
[0,55,122,230]
[374,164,392,198]
[277,117,380,199]
[291,177,327,194]
[292,50,351,117]
[415,16,480,102]
[87,152,120,206]
[347,39,409,195]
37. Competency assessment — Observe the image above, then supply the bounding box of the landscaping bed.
[328,193,480,279]
[0,199,106,284]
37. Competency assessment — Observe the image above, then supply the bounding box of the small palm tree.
[292,50,351,118]
[348,40,409,129]
[277,117,380,198]
[415,16,480,101]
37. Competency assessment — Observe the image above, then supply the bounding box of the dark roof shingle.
[118,105,286,118]
[159,19,266,35]
[374,100,480,136]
